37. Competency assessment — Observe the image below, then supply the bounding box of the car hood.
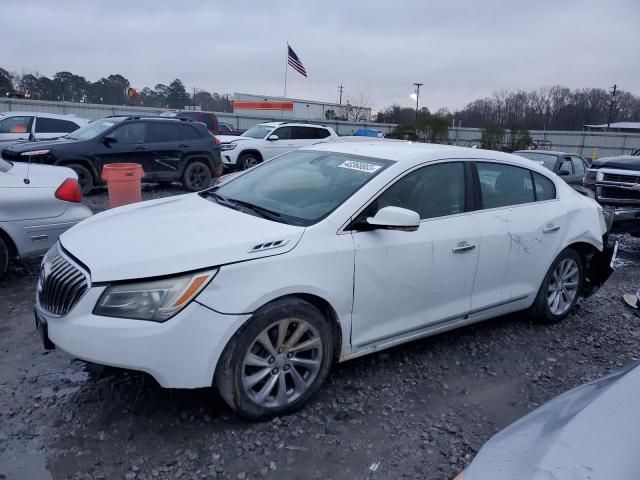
[592,155,640,171]
[59,193,305,283]
[217,135,252,143]
[466,361,640,480]
[3,137,78,154]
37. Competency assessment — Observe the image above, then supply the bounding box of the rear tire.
[0,237,8,280]
[237,153,261,170]
[215,298,334,420]
[182,161,212,191]
[67,164,93,195]
[528,248,584,324]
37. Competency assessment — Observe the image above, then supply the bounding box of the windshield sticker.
[337,160,382,173]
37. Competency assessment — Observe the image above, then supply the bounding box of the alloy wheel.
[243,157,259,169]
[189,165,209,189]
[547,258,580,315]
[241,319,323,409]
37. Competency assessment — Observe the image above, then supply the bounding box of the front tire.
[237,153,261,170]
[528,248,584,324]
[182,161,212,191]
[215,298,334,419]
[67,163,94,195]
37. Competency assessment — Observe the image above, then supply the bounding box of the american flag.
[287,45,307,78]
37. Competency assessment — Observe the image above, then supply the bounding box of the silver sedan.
[0,158,92,278]
[456,361,640,480]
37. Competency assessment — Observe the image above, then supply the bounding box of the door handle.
[543,224,561,234]
[134,146,148,150]
[179,144,189,148]
[452,241,476,253]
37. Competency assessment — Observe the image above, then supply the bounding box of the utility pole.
[193,87,196,109]
[413,82,423,124]
[607,84,617,132]
[338,85,345,105]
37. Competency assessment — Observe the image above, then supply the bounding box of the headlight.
[94,269,218,321]
[220,143,237,151]
[20,149,50,156]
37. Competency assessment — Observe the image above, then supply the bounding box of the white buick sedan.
[35,142,614,418]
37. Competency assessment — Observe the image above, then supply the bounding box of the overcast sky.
[3,0,639,112]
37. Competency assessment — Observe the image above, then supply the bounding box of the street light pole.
[413,82,423,124]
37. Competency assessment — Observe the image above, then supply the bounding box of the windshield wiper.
[228,198,284,222]
[202,191,285,222]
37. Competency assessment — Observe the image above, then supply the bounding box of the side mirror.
[365,206,420,231]
[102,135,117,145]
[267,134,279,141]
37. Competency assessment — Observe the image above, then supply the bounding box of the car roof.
[0,111,88,123]
[305,140,549,168]
[514,150,577,157]
[258,121,330,128]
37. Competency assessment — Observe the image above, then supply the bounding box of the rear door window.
[0,116,33,134]
[293,127,321,139]
[180,124,202,140]
[35,117,79,133]
[148,123,181,143]
[476,162,535,209]
[272,126,293,140]
[533,172,556,201]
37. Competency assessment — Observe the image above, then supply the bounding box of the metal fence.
[0,98,396,136]
[448,127,640,160]
[3,98,639,158]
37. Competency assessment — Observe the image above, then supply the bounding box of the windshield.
[67,119,119,140]
[514,151,557,171]
[0,158,12,173]
[241,125,274,139]
[207,150,393,226]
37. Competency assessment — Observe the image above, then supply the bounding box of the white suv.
[0,112,89,147]
[218,122,338,170]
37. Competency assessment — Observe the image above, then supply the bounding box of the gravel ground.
[1,186,639,480]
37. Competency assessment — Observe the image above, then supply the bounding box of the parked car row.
[0,111,89,147]
[2,116,223,194]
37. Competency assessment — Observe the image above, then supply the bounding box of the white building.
[232,93,372,122]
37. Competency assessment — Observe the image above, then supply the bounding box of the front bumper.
[35,286,250,388]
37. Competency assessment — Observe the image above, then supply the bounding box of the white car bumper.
[220,146,241,167]
[37,286,250,388]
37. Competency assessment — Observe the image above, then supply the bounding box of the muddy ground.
[1,184,639,480]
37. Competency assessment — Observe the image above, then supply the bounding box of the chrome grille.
[602,172,640,184]
[37,243,89,316]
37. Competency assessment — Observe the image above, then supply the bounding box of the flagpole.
[284,42,288,98]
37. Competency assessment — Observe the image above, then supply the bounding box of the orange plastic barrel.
[101,163,145,208]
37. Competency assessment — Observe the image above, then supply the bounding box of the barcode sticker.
[337,160,382,173]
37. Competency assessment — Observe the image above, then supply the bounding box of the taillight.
[55,178,83,203]
[214,137,221,145]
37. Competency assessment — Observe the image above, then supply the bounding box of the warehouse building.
[232,93,372,122]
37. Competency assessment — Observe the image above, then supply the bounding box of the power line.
[607,84,617,132]
[413,82,423,124]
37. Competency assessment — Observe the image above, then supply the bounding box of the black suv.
[1,116,222,193]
